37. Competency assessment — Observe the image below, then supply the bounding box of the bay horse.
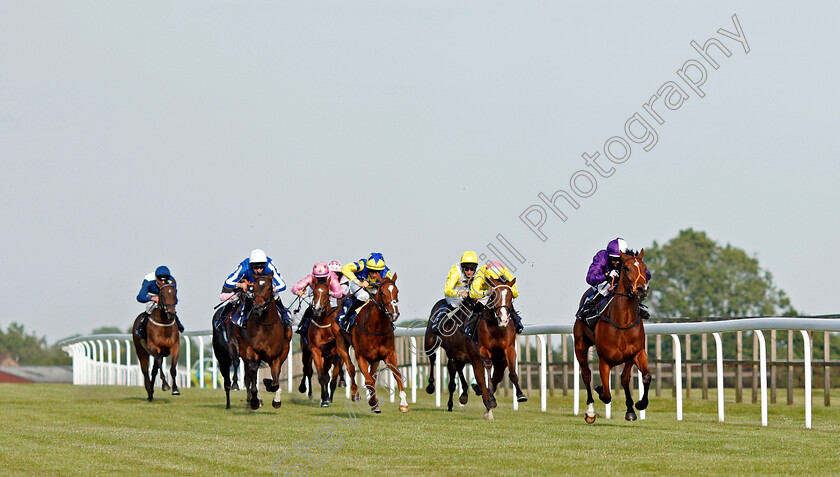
[230,272,293,410]
[476,277,526,419]
[132,283,180,401]
[212,301,243,409]
[339,275,408,413]
[297,280,346,407]
[424,299,495,415]
[574,249,652,423]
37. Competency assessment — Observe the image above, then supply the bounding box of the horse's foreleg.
[267,357,283,409]
[504,344,527,403]
[170,345,180,396]
[468,350,495,411]
[456,362,469,406]
[244,353,261,410]
[634,349,652,411]
[621,361,637,421]
[574,339,596,423]
[446,359,457,412]
[149,354,161,397]
[596,359,613,405]
[328,357,341,403]
[355,355,379,413]
[424,328,438,394]
[299,338,313,396]
[311,346,329,407]
[384,350,407,413]
[334,332,358,401]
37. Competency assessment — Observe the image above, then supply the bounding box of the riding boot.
[176,316,185,332]
[639,303,651,320]
[576,292,599,320]
[136,314,149,340]
[512,307,524,334]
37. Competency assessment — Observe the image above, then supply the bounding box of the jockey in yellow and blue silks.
[135,265,184,339]
[338,252,394,332]
[468,260,524,334]
[430,251,479,336]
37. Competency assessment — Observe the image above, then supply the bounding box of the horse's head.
[619,249,648,298]
[158,283,177,319]
[486,277,516,328]
[251,272,274,314]
[373,274,400,322]
[310,279,331,319]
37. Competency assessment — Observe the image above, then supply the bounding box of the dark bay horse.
[212,301,243,409]
[424,299,495,415]
[132,283,180,401]
[297,280,346,407]
[574,249,652,423]
[343,275,408,413]
[476,277,525,419]
[230,272,293,410]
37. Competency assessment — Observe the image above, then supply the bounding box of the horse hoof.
[585,413,596,424]
[626,411,637,422]
[594,385,603,395]
[425,384,435,395]
[517,394,528,403]
[162,384,170,392]
[320,401,330,408]
[172,389,180,396]
[399,405,409,413]
[483,409,494,420]
[147,397,153,402]
[298,383,307,393]
[308,394,314,402]
[488,396,498,409]
[472,383,482,396]
[459,394,469,405]
[373,406,381,414]
[635,400,648,411]
[273,400,282,409]
[231,383,240,391]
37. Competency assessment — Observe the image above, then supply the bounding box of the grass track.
[2,383,839,476]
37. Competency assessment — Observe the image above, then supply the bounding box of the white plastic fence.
[61,317,839,428]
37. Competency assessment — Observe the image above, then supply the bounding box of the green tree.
[646,229,797,318]
[0,322,70,365]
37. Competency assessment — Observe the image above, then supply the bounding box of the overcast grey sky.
[2,2,837,342]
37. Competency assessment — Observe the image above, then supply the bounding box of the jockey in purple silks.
[576,238,652,321]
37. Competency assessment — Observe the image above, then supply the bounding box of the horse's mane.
[625,249,640,256]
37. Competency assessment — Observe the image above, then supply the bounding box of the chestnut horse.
[574,249,652,423]
[297,281,346,407]
[230,272,293,410]
[424,299,495,415]
[476,277,525,419]
[336,275,408,413]
[132,283,180,401]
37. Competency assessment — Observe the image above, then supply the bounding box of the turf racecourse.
[2,384,839,476]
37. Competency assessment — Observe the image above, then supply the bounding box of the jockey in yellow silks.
[468,260,523,334]
[338,252,394,332]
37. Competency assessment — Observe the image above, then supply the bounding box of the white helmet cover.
[250,249,268,263]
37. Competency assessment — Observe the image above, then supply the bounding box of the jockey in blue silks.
[576,238,652,321]
[135,265,184,339]
[218,249,290,328]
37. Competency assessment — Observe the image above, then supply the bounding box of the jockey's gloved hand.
[607,270,619,279]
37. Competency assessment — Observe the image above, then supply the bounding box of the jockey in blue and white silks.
[218,249,289,328]
[135,265,184,339]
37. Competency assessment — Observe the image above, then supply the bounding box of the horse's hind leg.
[503,344,527,403]
[424,326,438,394]
[621,361,637,421]
[245,358,262,410]
[574,332,596,423]
[136,345,153,402]
[456,362,469,406]
[149,354,162,399]
[595,359,613,405]
[213,336,233,409]
[634,350,652,411]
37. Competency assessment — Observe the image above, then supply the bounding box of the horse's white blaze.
[399,390,407,406]
[260,280,266,286]
[586,402,595,417]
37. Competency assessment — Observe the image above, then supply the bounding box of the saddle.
[578,294,614,330]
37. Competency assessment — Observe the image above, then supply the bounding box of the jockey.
[292,262,344,337]
[218,249,289,328]
[338,252,394,332]
[468,260,523,334]
[431,251,479,335]
[576,237,652,321]
[327,260,350,297]
[135,265,184,339]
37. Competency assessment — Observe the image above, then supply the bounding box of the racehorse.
[573,249,652,423]
[230,272,293,410]
[297,281,346,407]
[476,277,526,417]
[339,275,408,413]
[424,299,496,416]
[132,283,180,401]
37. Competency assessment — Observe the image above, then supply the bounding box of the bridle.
[482,283,513,326]
[356,278,399,336]
[149,283,177,327]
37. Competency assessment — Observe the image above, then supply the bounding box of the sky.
[2,1,838,343]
